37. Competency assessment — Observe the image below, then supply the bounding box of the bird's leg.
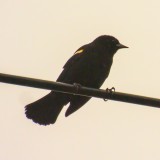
[73,83,82,94]
[104,87,115,101]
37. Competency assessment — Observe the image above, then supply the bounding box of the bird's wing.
[63,45,87,69]
[56,45,88,82]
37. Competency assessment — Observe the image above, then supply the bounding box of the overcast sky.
[0,0,160,160]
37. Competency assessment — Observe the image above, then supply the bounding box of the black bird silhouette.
[25,35,128,125]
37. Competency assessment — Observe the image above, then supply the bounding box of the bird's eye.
[111,39,115,43]
[111,39,118,45]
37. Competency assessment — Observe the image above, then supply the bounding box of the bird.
[25,35,128,125]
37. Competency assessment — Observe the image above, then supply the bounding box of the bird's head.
[93,35,128,55]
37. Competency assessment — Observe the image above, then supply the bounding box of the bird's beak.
[116,43,128,49]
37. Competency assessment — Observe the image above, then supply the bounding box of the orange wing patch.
[74,49,84,55]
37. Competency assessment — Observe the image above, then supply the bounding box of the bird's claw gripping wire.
[104,87,115,101]
[73,83,82,94]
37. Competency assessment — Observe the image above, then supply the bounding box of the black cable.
[0,73,159,107]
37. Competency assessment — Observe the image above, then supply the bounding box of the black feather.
[25,35,128,125]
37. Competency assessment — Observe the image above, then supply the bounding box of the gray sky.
[0,0,160,160]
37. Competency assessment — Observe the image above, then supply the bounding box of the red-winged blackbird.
[25,35,128,125]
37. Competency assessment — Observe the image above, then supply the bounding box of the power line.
[0,73,159,107]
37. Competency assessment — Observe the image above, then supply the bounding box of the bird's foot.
[104,87,115,101]
[73,83,82,94]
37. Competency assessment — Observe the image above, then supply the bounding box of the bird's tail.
[25,92,69,125]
